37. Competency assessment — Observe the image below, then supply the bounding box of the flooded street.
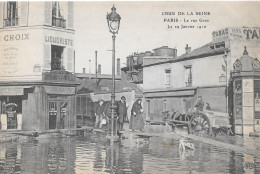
[0,131,259,174]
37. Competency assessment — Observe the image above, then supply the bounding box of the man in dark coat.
[194,96,204,111]
[94,100,104,128]
[117,96,127,131]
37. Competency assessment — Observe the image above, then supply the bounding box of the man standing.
[95,100,104,128]
[194,96,204,111]
[117,96,127,131]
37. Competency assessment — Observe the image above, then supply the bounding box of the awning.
[0,86,33,96]
[144,89,196,98]
[44,86,75,95]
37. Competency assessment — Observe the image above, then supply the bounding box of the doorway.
[48,101,68,129]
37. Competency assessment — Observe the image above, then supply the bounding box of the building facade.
[0,1,78,131]
[142,27,260,127]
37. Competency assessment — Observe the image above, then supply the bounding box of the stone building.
[0,1,78,131]
[142,27,260,129]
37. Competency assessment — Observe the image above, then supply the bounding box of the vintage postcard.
[0,1,259,173]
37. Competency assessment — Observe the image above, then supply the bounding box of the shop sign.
[44,86,75,95]
[243,79,253,93]
[0,88,24,96]
[2,47,19,74]
[212,27,244,43]
[45,35,73,46]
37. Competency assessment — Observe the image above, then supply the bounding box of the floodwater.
[0,131,259,174]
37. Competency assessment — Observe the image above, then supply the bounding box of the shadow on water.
[0,132,259,173]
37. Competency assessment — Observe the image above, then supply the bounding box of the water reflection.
[0,132,259,173]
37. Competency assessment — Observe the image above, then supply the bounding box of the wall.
[143,54,224,91]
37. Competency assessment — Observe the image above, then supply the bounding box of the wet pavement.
[0,128,259,174]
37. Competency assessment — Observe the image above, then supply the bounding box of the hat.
[121,96,126,100]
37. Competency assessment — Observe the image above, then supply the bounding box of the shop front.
[0,86,33,130]
[0,80,78,131]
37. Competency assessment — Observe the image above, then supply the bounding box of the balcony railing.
[43,70,76,82]
[127,70,143,83]
[4,18,19,27]
[52,17,66,28]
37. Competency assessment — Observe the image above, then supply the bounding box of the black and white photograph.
[0,1,260,173]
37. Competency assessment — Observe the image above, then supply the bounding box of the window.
[163,100,167,112]
[51,45,64,70]
[52,1,66,28]
[147,100,151,119]
[185,66,192,87]
[165,69,171,86]
[4,2,19,26]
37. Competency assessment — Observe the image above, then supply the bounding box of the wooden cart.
[164,109,231,137]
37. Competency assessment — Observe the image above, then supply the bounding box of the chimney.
[83,68,86,74]
[117,58,121,75]
[185,44,191,54]
[89,60,91,79]
[98,64,101,74]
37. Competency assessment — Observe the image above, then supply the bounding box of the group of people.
[94,97,144,132]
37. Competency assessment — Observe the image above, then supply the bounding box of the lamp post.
[106,5,121,142]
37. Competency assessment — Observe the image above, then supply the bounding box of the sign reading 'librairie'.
[45,36,73,46]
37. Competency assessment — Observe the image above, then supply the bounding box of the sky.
[73,1,260,74]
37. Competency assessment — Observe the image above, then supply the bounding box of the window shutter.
[67,48,74,72]
[44,45,51,70]
[0,2,3,28]
[45,1,52,26]
[19,2,28,26]
[67,1,73,29]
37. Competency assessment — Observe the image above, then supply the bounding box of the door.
[49,102,58,129]
[48,101,69,129]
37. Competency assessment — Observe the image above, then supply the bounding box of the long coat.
[117,101,127,123]
[129,100,144,130]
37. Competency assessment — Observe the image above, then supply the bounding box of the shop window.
[51,45,64,70]
[0,96,22,130]
[185,66,192,87]
[52,1,66,28]
[4,1,19,27]
[165,69,171,86]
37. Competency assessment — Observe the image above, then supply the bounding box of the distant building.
[121,46,177,84]
[0,1,78,131]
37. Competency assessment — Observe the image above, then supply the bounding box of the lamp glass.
[110,21,119,30]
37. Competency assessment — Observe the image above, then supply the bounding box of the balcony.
[127,70,143,84]
[52,17,66,28]
[4,18,19,27]
[43,70,76,82]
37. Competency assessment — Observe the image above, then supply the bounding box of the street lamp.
[106,5,121,142]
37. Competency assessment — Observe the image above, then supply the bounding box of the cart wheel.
[189,113,211,137]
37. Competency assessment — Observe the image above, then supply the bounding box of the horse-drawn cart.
[163,109,231,137]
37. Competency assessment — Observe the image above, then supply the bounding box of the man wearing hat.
[95,99,104,128]
[117,96,127,131]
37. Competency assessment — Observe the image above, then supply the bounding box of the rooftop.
[76,78,143,94]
